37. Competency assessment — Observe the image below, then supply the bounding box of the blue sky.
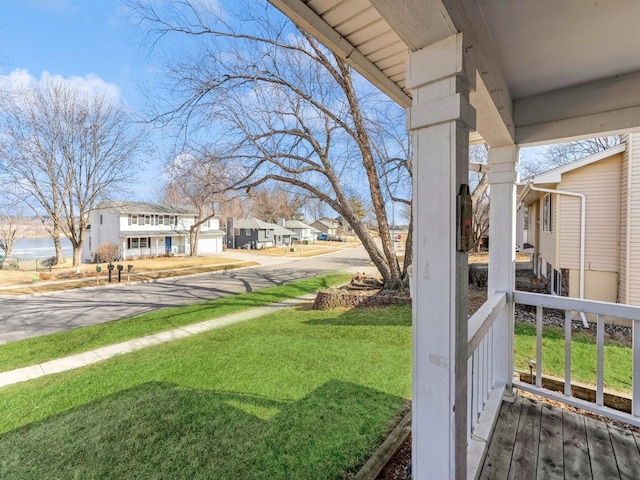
[1,0,140,99]
[1,0,160,199]
[1,0,548,204]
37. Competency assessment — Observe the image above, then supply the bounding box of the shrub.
[38,272,51,281]
[96,243,120,263]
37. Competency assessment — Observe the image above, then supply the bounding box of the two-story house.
[517,132,640,311]
[82,201,225,261]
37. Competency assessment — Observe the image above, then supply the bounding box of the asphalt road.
[0,246,374,344]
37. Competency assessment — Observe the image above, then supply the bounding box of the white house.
[277,219,314,241]
[82,201,225,262]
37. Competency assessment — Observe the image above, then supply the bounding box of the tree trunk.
[52,223,64,265]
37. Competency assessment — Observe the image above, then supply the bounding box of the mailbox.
[95,265,102,273]
[108,263,115,271]
[117,265,124,272]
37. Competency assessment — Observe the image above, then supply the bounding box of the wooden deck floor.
[480,394,640,479]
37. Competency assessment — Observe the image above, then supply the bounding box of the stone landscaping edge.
[352,410,412,480]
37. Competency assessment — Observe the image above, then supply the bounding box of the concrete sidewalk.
[0,293,317,389]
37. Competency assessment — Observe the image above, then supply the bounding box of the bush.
[38,272,51,281]
[96,243,120,263]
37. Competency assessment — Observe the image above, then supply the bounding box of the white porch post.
[408,33,475,480]
[487,146,519,391]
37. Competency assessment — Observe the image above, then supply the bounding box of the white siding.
[628,133,640,305]
[538,194,557,272]
[620,137,629,303]
[557,155,620,273]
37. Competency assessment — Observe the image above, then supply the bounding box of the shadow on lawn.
[0,380,407,480]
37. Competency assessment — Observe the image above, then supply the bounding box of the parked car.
[317,233,328,241]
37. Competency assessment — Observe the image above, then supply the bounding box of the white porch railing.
[123,246,185,258]
[466,291,510,479]
[513,291,640,427]
[465,289,640,479]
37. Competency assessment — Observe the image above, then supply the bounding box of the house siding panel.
[619,140,629,303]
[628,133,640,305]
[557,156,620,273]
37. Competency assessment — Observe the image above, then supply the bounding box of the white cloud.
[0,69,121,102]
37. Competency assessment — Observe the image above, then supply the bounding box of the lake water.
[8,237,74,260]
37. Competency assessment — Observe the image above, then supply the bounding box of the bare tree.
[0,201,21,258]
[469,145,490,253]
[520,136,621,178]
[129,0,409,287]
[0,76,146,265]
[164,149,243,255]
[247,185,307,223]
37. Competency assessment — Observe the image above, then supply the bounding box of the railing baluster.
[487,326,496,394]
[565,310,572,396]
[482,333,489,402]
[536,306,543,388]
[596,314,604,406]
[467,355,473,441]
[477,340,484,416]
[634,320,640,417]
[473,348,480,430]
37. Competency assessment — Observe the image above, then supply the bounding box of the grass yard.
[514,322,633,393]
[0,303,412,480]
[0,273,352,373]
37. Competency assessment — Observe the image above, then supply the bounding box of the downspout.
[528,185,589,328]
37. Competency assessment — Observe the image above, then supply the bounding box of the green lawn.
[0,303,412,480]
[0,273,351,373]
[514,322,633,393]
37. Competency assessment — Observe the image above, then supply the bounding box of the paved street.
[0,246,375,344]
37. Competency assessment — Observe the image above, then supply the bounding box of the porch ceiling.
[269,0,640,146]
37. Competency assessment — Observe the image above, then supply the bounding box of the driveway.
[0,246,375,344]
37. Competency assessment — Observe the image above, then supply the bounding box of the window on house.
[265,229,271,238]
[244,229,250,236]
[145,215,151,225]
[551,268,562,295]
[542,194,552,232]
[131,215,137,225]
[164,215,170,225]
[158,216,164,225]
[130,237,149,249]
[138,215,144,225]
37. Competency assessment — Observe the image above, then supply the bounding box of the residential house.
[334,216,355,236]
[231,218,295,249]
[277,219,314,241]
[310,218,339,236]
[82,201,225,262]
[517,135,640,309]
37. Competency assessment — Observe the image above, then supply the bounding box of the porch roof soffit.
[268,0,640,147]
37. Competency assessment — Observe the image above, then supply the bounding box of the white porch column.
[407,33,475,480]
[487,146,519,391]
